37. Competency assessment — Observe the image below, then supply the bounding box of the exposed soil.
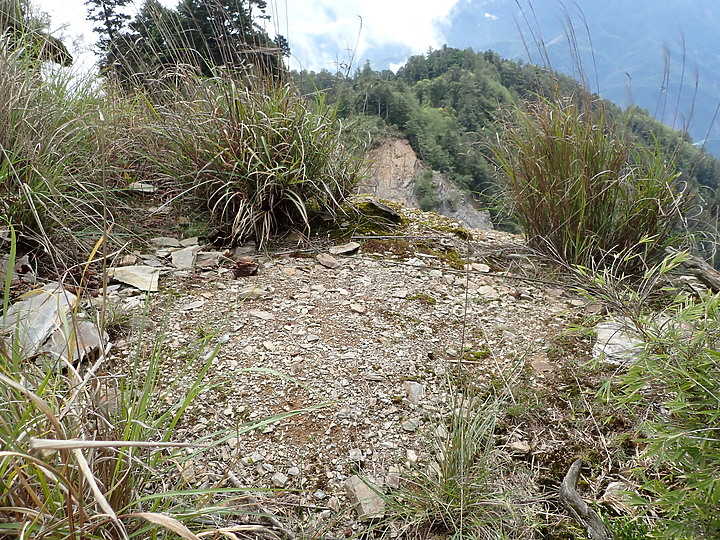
[98,204,623,537]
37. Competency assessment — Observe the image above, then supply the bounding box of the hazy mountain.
[439,0,720,154]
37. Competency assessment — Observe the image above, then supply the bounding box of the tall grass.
[378,369,541,539]
[0,44,133,267]
[144,74,364,247]
[493,94,694,273]
[0,238,231,538]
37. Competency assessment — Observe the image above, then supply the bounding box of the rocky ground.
[98,202,602,538]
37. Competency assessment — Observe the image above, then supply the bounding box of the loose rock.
[316,253,342,269]
[345,475,385,520]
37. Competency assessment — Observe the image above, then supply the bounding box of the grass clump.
[148,77,364,248]
[0,311,226,538]
[382,384,540,539]
[0,233,232,538]
[493,94,693,273]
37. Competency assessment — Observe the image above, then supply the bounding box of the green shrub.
[493,95,693,272]
[415,170,440,211]
[581,252,720,537]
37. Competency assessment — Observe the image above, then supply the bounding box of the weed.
[582,251,720,537]
[380,384,542,539]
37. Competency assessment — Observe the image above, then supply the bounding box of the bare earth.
[108,208,591,537]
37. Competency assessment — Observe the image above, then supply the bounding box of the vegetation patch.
[408,292,437,306]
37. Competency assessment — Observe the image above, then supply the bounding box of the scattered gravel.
[107,217,592,534]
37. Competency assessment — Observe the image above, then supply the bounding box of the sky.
[33,0,462,74]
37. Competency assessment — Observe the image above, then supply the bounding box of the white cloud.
[266,0,461,71]
[33,0,461,74]
[484,12,499,20]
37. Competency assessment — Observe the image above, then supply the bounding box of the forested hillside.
[293,46,720,234]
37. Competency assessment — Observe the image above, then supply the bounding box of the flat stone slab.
[593,319,645,366]
[171,245,202,269]
[329,242,360,255]
[108,265,160,292]
[345,475,385,520]
[316,253,342,269]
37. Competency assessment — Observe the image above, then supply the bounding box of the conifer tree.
[85,0,131,62]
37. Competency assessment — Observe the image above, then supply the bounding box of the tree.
[105,0,288,86]
[103,0,178,82]
[84,0,131,60]
[175,0,283,77]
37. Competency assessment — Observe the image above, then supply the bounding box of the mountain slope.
[440,0,720,154]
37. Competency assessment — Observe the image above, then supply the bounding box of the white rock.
[239,285,266,300]
[108,265,160,292]
[350,303,366,314]
[345,475,385,520]
[392,288,408,298]
[403,381,424,405]
[476,285,500,299]
[271,472,289,488]
[249,310,275,321]
[327,495,341,512]
[401,419,420,432]
[593,319,644,366]
[150,236,181,248]
[385,466,401,489]
[180,299,205,311]
[329,242,360,255]
[406,449,420,464]
[196,251,223,268]
[510,440,532,454]
[171,245,202,269]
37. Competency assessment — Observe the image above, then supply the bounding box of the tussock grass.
[493,94,694,273]
[381,383,542,539]
[144,74,364,247]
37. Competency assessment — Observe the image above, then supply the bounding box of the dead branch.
[559,459,614,540]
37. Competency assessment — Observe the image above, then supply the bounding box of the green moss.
[362,238,413,257]
[313,196,408,240]
[424,246,467,270]
[462,346,490,361]
[408,293,437,306]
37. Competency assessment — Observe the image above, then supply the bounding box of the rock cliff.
[357,137,493,230]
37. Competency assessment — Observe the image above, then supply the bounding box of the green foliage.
[493,95,693,271]
[148,76,364,247]
[1,0,73,65]
[84,0,132,57]
[105,0,287,85]
[293,46,720,246]
[415,170,439,211]
[581,252,720,537]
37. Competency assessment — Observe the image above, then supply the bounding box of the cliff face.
[357,137,492,230]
